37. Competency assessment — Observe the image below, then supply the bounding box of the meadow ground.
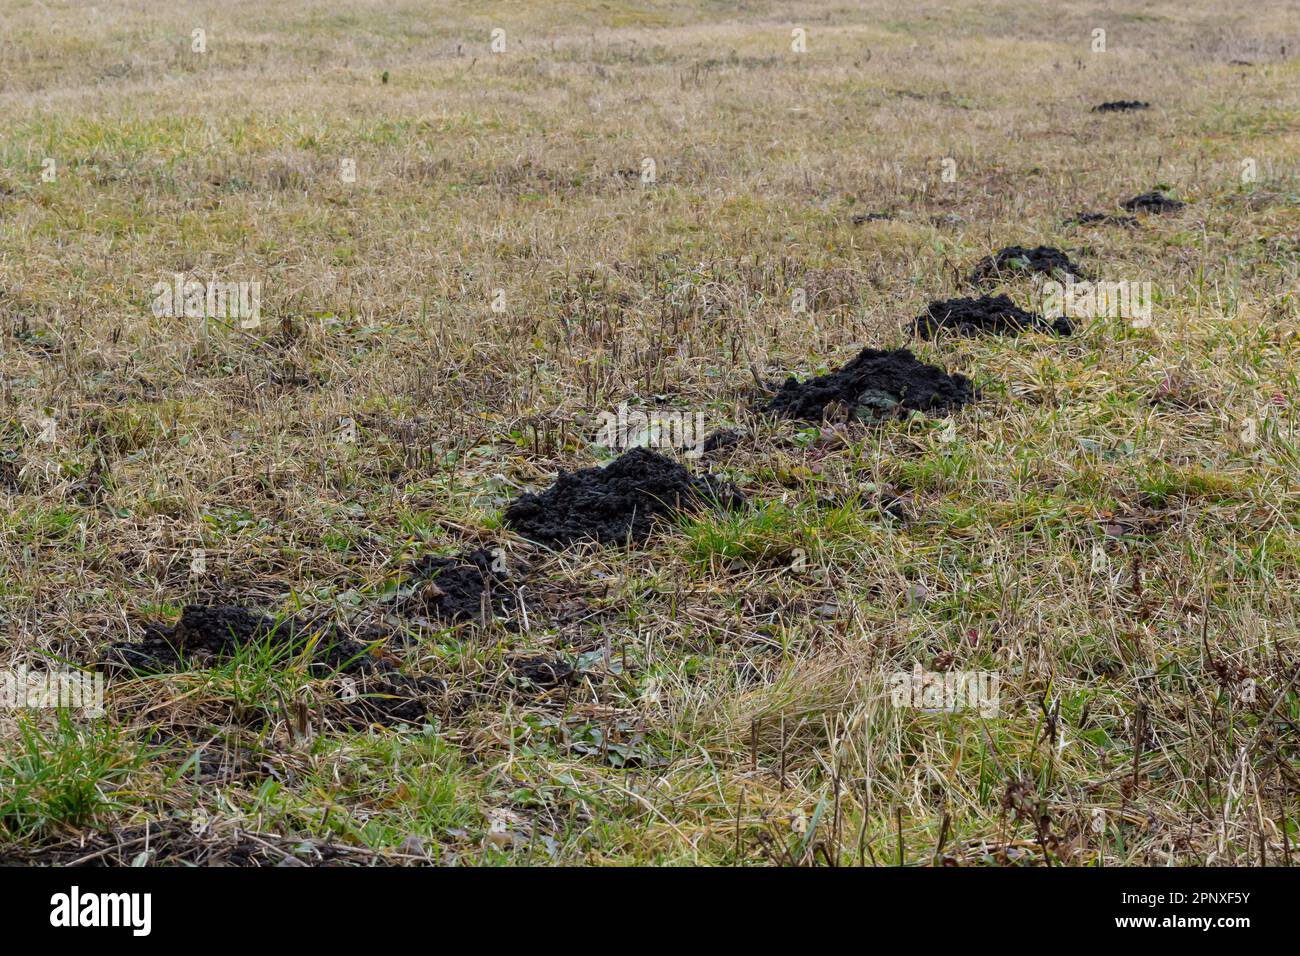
[0,0,1298,865]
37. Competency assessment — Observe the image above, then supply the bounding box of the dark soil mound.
[105,605,448,726]
[104,604,379,675]
[503,447,744,547]
[509,654,579,690]
[969,245,1087,284]
[1092,100,1150,113]
[0,449,20,491]
[765,348,973,422]
[912,294,1072,339]
[701,428,743,453]
[1068,211,1140,228]
[393,547,518,623]
[343,671,448,727]
[1123,191,1185,213]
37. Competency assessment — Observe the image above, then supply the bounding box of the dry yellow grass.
[0,0,1297,865]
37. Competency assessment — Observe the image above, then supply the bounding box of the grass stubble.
[0,0,1297,866]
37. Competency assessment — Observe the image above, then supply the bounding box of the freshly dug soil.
[765,347,973,422]
[503,447,744,547]
[101,602,455,728]
[105,604,448,726]
[508,654,579,690]
[912,294,1072,339]
[0,449,19,491]
[969,245,1088,284]
[1069,211,1140,228]
[701,428,743,453]
[1123,191,1185,213]
[342,671,447,727]
[1092,100,1150,112]
[393,547,518,622]
[104,604,380,675]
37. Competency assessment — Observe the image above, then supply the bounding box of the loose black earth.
[103,604,379,674]
[509,654,579,689]
[765,347,974,422]
[103,604,446,726]
[1068,211,1140,228]
[109,550,518,672]
[968,245,1088,284]
[394,547,518,623]
[912,294,1072,339]
[503,447,745,547]
[345,671,447,727]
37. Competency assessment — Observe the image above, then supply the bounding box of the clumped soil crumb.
[394,547,518,622]
[1092,100,1150,112]
[969,245,1088,284]
[1123,191,1185,213]
[503,447,744,547]
[765,347,973,422]
[913,294,1072,339]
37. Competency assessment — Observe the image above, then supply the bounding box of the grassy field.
[0,0,1297,866]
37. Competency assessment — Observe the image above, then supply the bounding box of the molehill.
[503,447,744,547]
[1092,100,1150,113]
[103,604,377,675]
[969,245,1088,285]
[1068,211,1139,228]
[912,294,1072,339]
[1124,191,1185,213]
[765,347,973,422]
[103,604,445,726]
[393,547,518,622]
